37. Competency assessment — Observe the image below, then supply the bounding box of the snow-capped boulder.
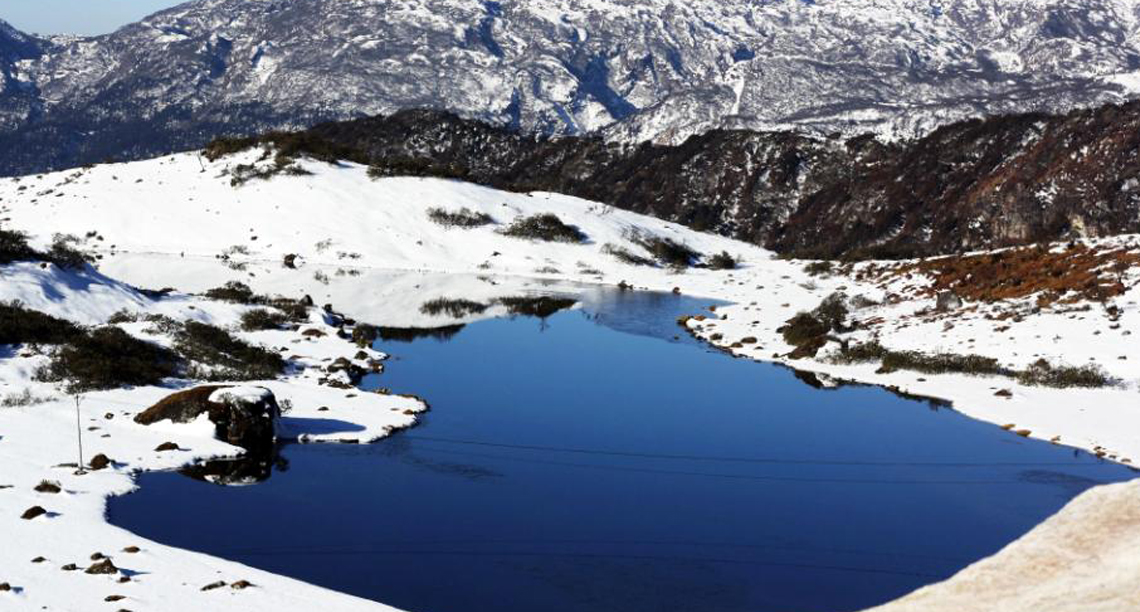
[134,385,281,452]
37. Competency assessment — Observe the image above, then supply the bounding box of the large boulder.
[134,385,280,452]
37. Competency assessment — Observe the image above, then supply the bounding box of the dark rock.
[85,558,118,575]
[31,557,46,563]
[61,563,78,571]
[121,546,140,554]
[231,580,254,590]
[104,595,126,602]
[935,291,963,312]
[201,581,227,591]
[282,253,298,268]
[89,454,112,470]
[325,357,367,387]
[154,442,180,452]
[90,552,105,560]
[0,583,10,591]
[20,506,46,520]
[34,481,61,493]
[135,386,280,453]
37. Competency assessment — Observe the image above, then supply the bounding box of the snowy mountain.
[3,0,1140,174]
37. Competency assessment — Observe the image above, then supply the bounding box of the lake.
[108,287,1137,612]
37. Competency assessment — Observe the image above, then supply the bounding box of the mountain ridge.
[3,0,1140,175]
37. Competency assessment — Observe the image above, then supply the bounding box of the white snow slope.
[0,148,1137,611]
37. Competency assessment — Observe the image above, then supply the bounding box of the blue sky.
[4,0,186,36]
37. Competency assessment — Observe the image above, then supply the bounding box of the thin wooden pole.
[74,395,85,474]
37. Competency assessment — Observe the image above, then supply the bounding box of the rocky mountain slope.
[257,100,1140,259]
[4,0,1140,175]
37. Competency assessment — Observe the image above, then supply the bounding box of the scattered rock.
[31,557,46,563]
[201,581,227,591]
[34,480,61,494]
[85,558,118,575]
[231,580,254,590]
[0,583,10,592]
[61,564,78,571]
[154,442,180,452]
[89,454,112,470]
[121,546,140,554]
[104,595,126,602]
[994,389,1013,398]
[20,506,46,520]
[90,552,105,560]
[935,291,963,312]
[1014,429,1032,437]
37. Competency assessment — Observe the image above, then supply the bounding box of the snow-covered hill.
[4,0,1140,173]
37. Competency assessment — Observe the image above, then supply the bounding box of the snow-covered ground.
[1,149,1137,610]
[0,262,425,609]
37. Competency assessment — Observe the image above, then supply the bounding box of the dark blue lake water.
[108,289,1136,612]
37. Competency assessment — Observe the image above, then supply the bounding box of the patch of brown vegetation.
[861,243,1139,306]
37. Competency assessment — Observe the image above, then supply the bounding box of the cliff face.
[300,102,1140,259]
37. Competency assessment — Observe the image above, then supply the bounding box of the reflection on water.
[111,287,1136,612]
[377,324,468,343]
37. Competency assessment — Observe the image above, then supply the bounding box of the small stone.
[121,546,140,554]
[104,595,126,602]
[154,442,180,452]
[201,581,227,591]
[34,481,61,494]
[118,576,131,583]
[31,557,46,563]
[104,412,114,419]
[61,564,78,571]
[90,552,105,560]
[1014,429,1032,437]
[20,506,46,520]
[231,580,254,590]
[994,389,1013,398]
[85,558,118,575]
[0,583,10,591]
[89,454,112,470]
